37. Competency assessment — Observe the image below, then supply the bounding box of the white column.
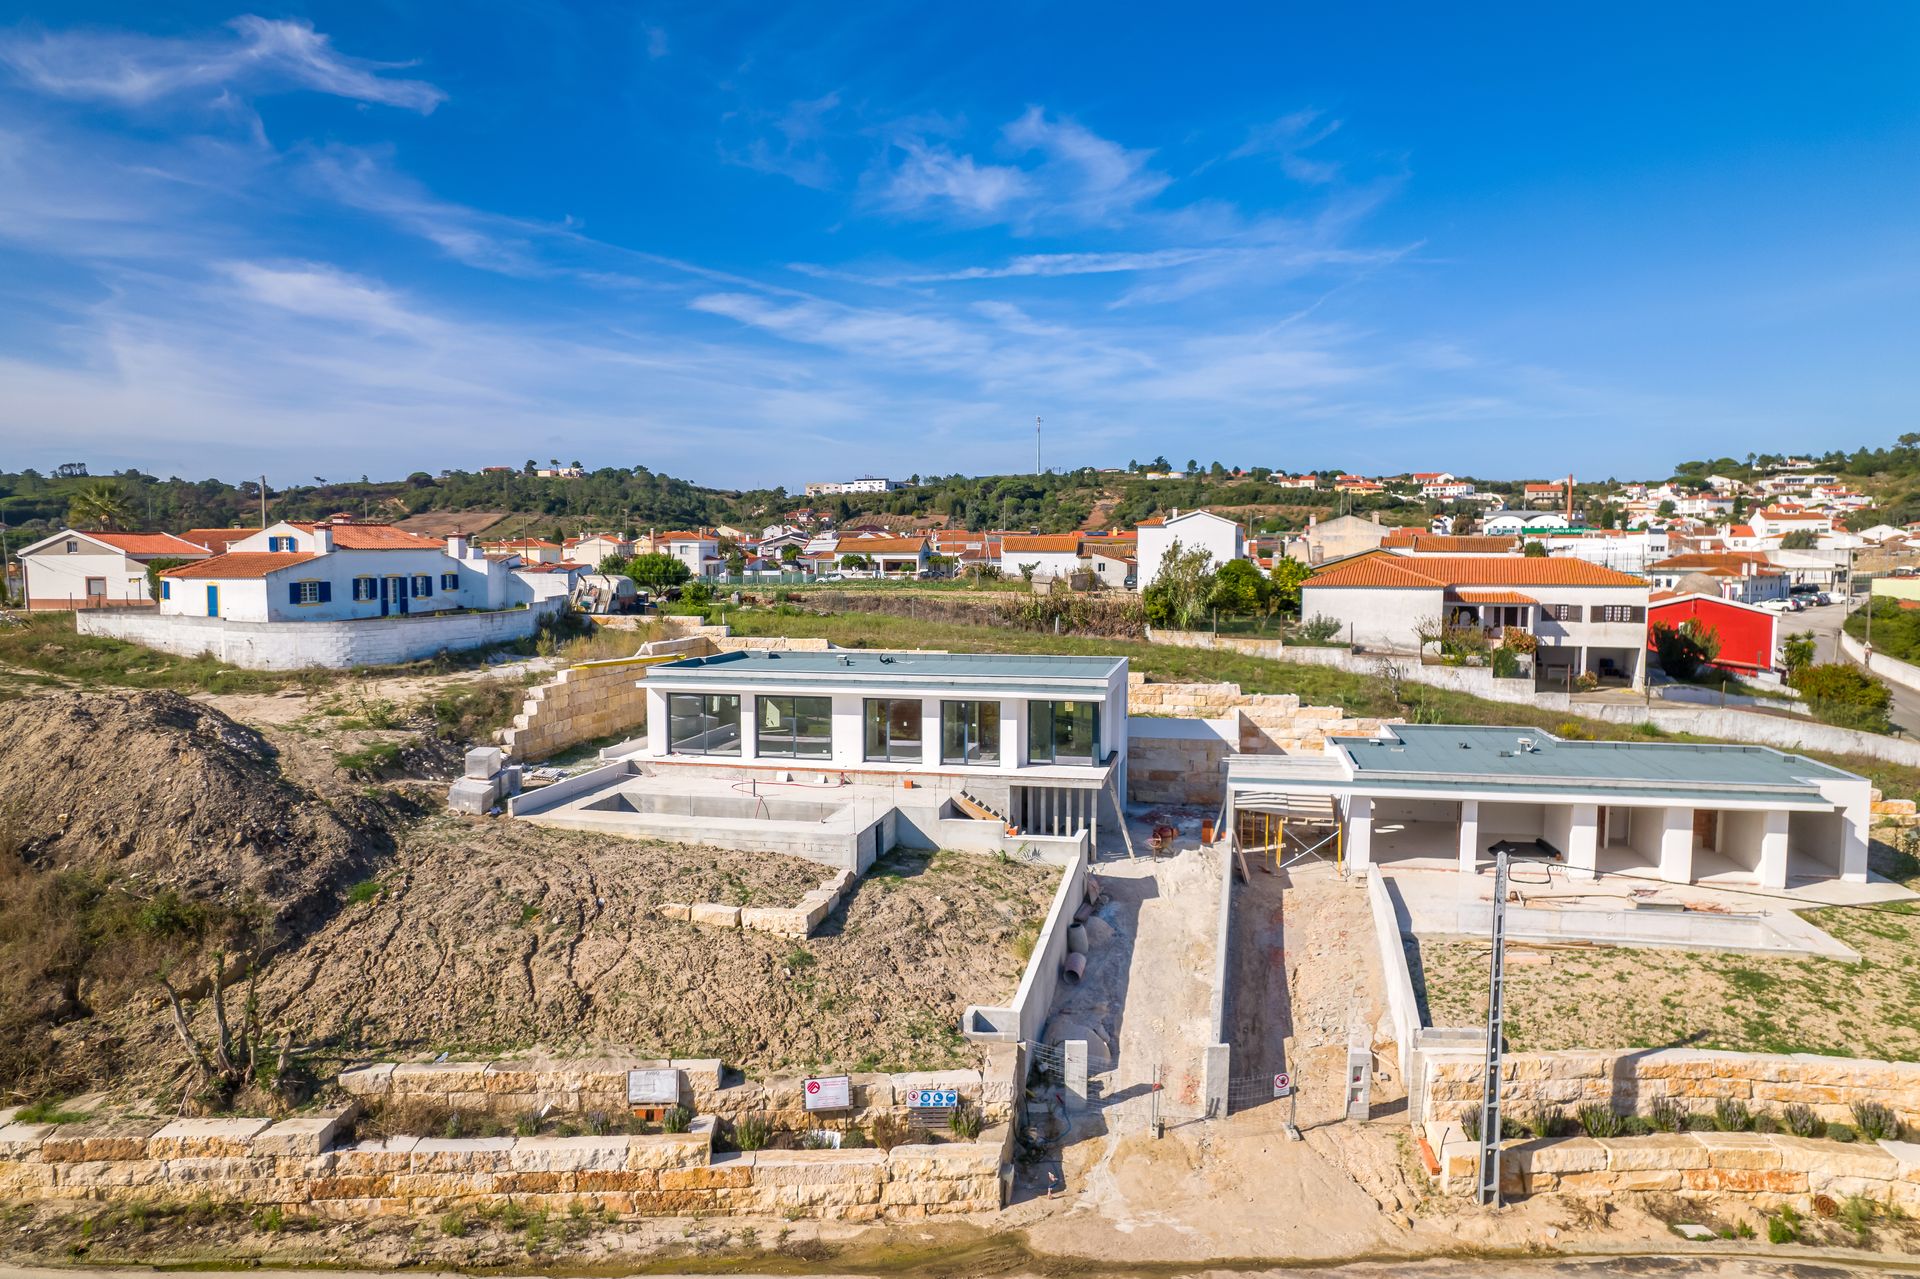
[831,693,864,768]
[738,693,758,762]
[1457,799,1480,875]
[998,699,1022,773]
[1567,803,1599,880]
[1758,808,1790,889]
[1346,795,1374,874]
[1659,806,1695,884]
[1840,800,1871,882]
[921,697,941,769]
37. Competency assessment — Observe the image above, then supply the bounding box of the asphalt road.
[1787,598,1920,736]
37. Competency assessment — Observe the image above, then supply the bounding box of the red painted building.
[1647,592,1778,675]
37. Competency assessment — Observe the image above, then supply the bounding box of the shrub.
[440,1210,467,1238]
[870,1113,913,1152]
[1648,1095,1686,1133]
[1828,1121,1858,1143]
[1458,1106,1482,1142]
[1574,671,1600,692]
[1491,648,1521,679]
[513,1109,540,1137]
[1793,662,1893,733]
[252,1205,284,1233]
[733,1115,772,1151]
[799,1130,834,1150]
[841,1126,868,1149]
[661,1105,692,1134]
[1783,1103,1821,1138]
[948,1102,984,1140]
[1841,1194,1878,1242]
[1524,1107,1564,1140]
[1290,615,1343,646]
[335,740,402,779]
[1712,1097,1752,1132]
[1852,1100,1900,1141]
[1767,1203,1802,1245]
[1575,1103,1622,1138]
[583,1109,615,1137]
[344,878,384,905]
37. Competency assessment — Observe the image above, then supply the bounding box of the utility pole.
[1035,416,1042,475]
[1477,847,1511,1208]
[259,475,268,529]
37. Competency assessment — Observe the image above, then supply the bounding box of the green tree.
[1141,540,1216,630]
[1207,558,1270,615]
[1791,663,1892,733]
[1522,540,1548,557]
[66,479,133,529]
[1268,557,1312,615]
[1779,529,1818,549]
[1781,631,1817,675]
[622,552,691,591]
[1651,619,1721,680]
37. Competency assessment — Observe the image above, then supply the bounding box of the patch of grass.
[0,612,307,695]
[344,878,385,905]
[335,740,402,779]
[16,1097,88,1124]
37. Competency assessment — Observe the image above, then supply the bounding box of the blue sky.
[0,3,1916,490]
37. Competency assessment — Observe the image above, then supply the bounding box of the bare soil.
[232,833,1054,1077]
[1414,898,1920,1059]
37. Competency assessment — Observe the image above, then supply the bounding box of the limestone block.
[750,1149,885,1188]
[0,1122,57,1159]
[627,1131,711,1171]
[0,1162,58,1198]
[39,1119,164,1162]
[656,902,693,921]
[1602,1135,1709,1172]
[624,1188,722,1215]
[410,1137,515,1173]
[1697,1132,1783,1171]
[306,1195,412,1218]
[1680,1167,1807,1194]
[391,1061,491,1094]
[158,1155,276,1185]
[1506,1138,1607,1176]
[447,776,499,815]
[574,1169,658,1193]
[52,1159,170,1190]
[740,906,798,934]
[1775,1135,1900,1183]
[508,1136,633,1173]
[824,869,858,894]
[659,1161,754,1190]
[465,746,505,779]
[672,1060,724,1091]
[148,1116,273,1159]
[1879,1138,1920,1181]
[331,1136,420,1174]
[892,1069,984,1099]
[690,902,741,927]
[254,1106,357,1157]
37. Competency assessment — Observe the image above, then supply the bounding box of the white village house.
[74,518,562,669]
[1134,509,1247,591]
[996,534,1085,580]
[19,530,211,610]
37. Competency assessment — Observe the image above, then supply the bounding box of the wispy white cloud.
[220,261,442,338]
[878,137,1031,217]
[0,15,445,113]
[1230,108,1343,184]
[720,91,843,190]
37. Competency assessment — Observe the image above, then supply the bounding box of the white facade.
[19,530,209,611]
[804,477,902,495]
[1537,530,1671,573]
[661,535,721,577]
[1134,510,1247,592]
[78,600,558,670]
[1483,511,1575,536]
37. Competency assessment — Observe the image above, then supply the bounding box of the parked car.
[1761,598,1795,612]
[1816,592,1834,606]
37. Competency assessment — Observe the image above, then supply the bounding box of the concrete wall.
[76,600,560,670]
[1367,873,1423,1087]
[499,655,660,762]
[964,855,1087,1045]
[1203,842,1236,1119]
[1842,630,1920,695]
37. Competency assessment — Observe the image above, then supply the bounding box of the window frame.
[1027,700,1100,767]
[294,579,325,606]
[863,698,924,763]
[439,571,459,591]
[940,700,1001,766]
[666,692,741,756]
[756,695,834,759]
[352,576,377,602]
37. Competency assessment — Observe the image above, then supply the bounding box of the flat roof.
[1329,724,1850,799]
[644,648,1126,697]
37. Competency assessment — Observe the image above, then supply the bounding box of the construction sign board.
[626,1068,680,1106]
[803,1075,852,1111]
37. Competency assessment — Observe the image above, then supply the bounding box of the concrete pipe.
[1084,874,1102,904]
[1066,923,1089,955]
[1072,900,1093,926]
[1061,951,1087,983]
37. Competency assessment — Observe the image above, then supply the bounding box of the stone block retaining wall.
[1422,1047,1920,1129]
[659,867,858,938]
[0,1109,1005,1220]
[337,1055,1018,1130]
[1424,1126,1920,1210]
[499,655,656,762]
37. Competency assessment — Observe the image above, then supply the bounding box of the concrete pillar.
[1758,808,1790,889]
[1659,806,1694,884]
[1202,1043,1230,1119]
[831,693,864,768]
[1840,800,1870,882]
[1346,794,1374,873]
[998,698,1021,773]
[738,693,757,762]
[646,688,668,755]
[1457,799,1480,875]
[1062,1040,1089,1111]
[1566,803,1599,881]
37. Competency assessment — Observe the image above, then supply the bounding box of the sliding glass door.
[1027,700,1099,766]
[940,700,1000,765]
[863,699,923,762]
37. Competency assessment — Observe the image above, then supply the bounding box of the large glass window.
[941,700,1000,765]
[1028,700,1099,766]
[667,693,741,755]
[757,695,832,759]
[863,699,923,762]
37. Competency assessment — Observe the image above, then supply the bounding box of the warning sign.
[803,1074,851,1111]
[904,1088,959,1109]
[1272,1072,1293,1098]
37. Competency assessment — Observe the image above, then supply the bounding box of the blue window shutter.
[288,582,301,605]
[318,581,333,603]
[161,581,170,600]
[417,575,432,596]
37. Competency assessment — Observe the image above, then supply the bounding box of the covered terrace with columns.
[1223,725,1872,891]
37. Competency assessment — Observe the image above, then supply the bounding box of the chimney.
[1370,511,1380,524]
[447,533,468,560]
[312,524,334,553]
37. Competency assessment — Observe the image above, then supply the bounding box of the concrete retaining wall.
[1843,631,1920,696]
[499,655,660,762]
[1367,873,1422,1088]
[965,856,1088,1045]
[0,1109,1006,1221]
[1426,1128,1920,1209]
[1419,1047,1920,1131]
[77,601,560,670]
[1202,842,1235,1118]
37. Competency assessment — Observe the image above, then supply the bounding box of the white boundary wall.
[77,601,559,670]
[1842,631,1920,695]
[964,854,1088,1045]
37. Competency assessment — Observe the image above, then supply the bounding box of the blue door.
[206,584,219,616]
[377,575,391,617]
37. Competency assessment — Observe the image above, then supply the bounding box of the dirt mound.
[0,690,383,936]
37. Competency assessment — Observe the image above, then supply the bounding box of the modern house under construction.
[1224,725,1872,890]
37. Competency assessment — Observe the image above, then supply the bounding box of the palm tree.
[67,480,133,530]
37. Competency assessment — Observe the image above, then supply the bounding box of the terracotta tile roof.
[292,522,443,550]
[1449,589,1540,605]
[655,530,715,543]
[1379,531,1519,553]
[78,531,211,557]
[181,528,254,553]
[1649,552,1779,576]
[1305,552,1646,590]
[1001,534,1082,554]
[162,552,319,579]
[830,535,927,555]
[482,536,564,550]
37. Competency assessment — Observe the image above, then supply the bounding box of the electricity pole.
[1035,416,1042,475]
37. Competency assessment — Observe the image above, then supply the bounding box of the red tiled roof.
[1649,552,1779,575]
[76,531,211,557]
[1001,534,1082,554]
[830,535,927,555]
[656,530,715,543]
[1305,552,1645,589]
[292,522,443,550]
[482,536,563,550]
[1449,589,1539,605]
[1379,531,1519,553]
[181,528,254,553]
[162,552,319,579]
